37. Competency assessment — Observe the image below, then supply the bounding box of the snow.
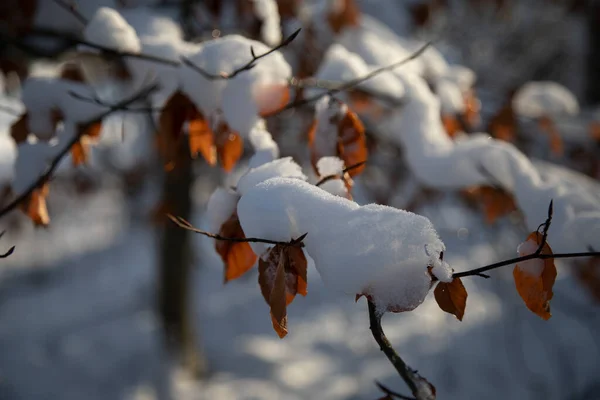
[236,157,307,196]
[437,79,465,115]
[515,239,544,277]
[0,129,16,185]
[206,188,240,233]
[316,157,345,177]
[120,7,183,41]
[513,81,580,118]
[252,0,283,46]
[237,177,451,313]
[248,124,280,168]
[83,7,142,53]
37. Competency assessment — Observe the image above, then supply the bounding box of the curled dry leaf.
[258,244,308,338]
[214,120,243,172]
[215,211,258,282]
[188,109,216,166]
[158,91,198,168]
[513,231,557,320]
[434,277,467,321]
[337,109,367,177]
[487,102,516,142]
[19,182,50,227]
[442,114,461,138]
[71,121,103,166]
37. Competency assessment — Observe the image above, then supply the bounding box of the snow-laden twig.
[368,301,435,400]
[167,214,307,248]
[181,28,301,80]
[266,41,431,116]
[0,83,159,220]
[454,201,600,279]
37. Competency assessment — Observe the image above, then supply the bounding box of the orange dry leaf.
[434,277,467,321]
[215,211,258,282]
[20,183,50,227]
[442,114,462,138]
[214,121,243,172]
[327,0,361,33]
[462,89,481,129]
[71,122,103,166]
[256,84,290,117]
[487,102,516,142]
[10,113,29,144]
[538,115,563,157]
[158,91,199,168]
[337,108,367,176]
[464,186,517,224]
[188,110,216,165]
[513,231,557,320]
[259,244,308,338]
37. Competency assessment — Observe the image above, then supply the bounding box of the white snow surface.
[206,188,240,234]
[236,157,307,196]
[252,0,283,46]
[237,177,451,312]
[316,157,345,177]
[513,81,580,118]
[248,124,280,168]
[83,7,142,53]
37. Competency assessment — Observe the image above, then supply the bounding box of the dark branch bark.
[368,301,436,400]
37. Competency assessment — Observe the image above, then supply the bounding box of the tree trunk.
[157,146,206,377]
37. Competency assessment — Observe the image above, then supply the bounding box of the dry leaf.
[20,183,50,227]
[463,186,517,224]
[538,115,564,157]
[513,231,557,320]
[463,89,481,129]
[188,109,216,166]
[434,277,467,321]
[337,108,367,177]
[327,0,361,33]
[257,84,290,117]
[487,102,516,142]
[215,211,257,282]
[214,121,243,172]
[158,91,199,168]
[259,244,308,338]
[10,113,29,144]
[60,64,86,83]
[442,115,462,138]
[590,121,600,142]
[71,122,103,166]
[575,256,600,303]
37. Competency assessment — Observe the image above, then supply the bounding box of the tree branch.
[0,231,15,258]
[452,200,600,279]
[368,301,436,400]
[181,28,301,80]
[266,42,431,116]
[0,83,159,220]
[167,214,307,248]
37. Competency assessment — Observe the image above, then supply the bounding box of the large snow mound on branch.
[237,177,451,313]
[236,157,306,196]
[206,188,240,233]
[84,7,141,53]
[513,81,579,118]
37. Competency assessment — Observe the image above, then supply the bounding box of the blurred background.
[0,0,600,399]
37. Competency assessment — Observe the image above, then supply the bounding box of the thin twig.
[453,200,600,279]
[181,28,301,80]
[266,42,431,116]
[315,160,367,186]
[368,301,435,400]
[52,0,88,25]
[0,230,14,258]
[0,83,159,220]
[167,214,307,248]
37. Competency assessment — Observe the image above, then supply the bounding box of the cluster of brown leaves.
[308,100,368,178]
[158,91,243,172]
[442,89,481,138]
[462,186,517,224]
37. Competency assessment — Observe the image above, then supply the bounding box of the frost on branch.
[237,177,452,315]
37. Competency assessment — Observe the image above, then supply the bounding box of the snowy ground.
[0,177,599,400]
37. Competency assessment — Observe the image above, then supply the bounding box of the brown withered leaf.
[327,0,361,33]
[463,186,517,224]
[216,211,258,282]
[188,109,216,166]
[60,63,86,83]
[442,114,462,138]
[337,108,367,177]
[487,102,516,142]
[214,121,243,172]
[513,231,557,320]
[10,113,29,144]
[538,115,564,157]
[20,183,50,227]
[158,91,199,168]
[257,84,290,117]
[463,89,481,130]
[259,244,308,338]
[434,277,467,321]
[71,122,103,166]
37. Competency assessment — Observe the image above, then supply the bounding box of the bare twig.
[368,301,436,400]
[315,160,367,187]
[181,28,301,80]
[0,83,159,220]
[0,231,14,258]
[52,0,88,25]
[453,200,600,279]
[167,214,307,248]
[266,42,431,116]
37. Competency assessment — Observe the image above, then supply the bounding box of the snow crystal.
[237,177,450,313]
[316,157,345,177]
[516,239,544,277]
[236,157,307,196]
[513,81,579,118]
[83,8,141,53]
[207,188,240,233]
